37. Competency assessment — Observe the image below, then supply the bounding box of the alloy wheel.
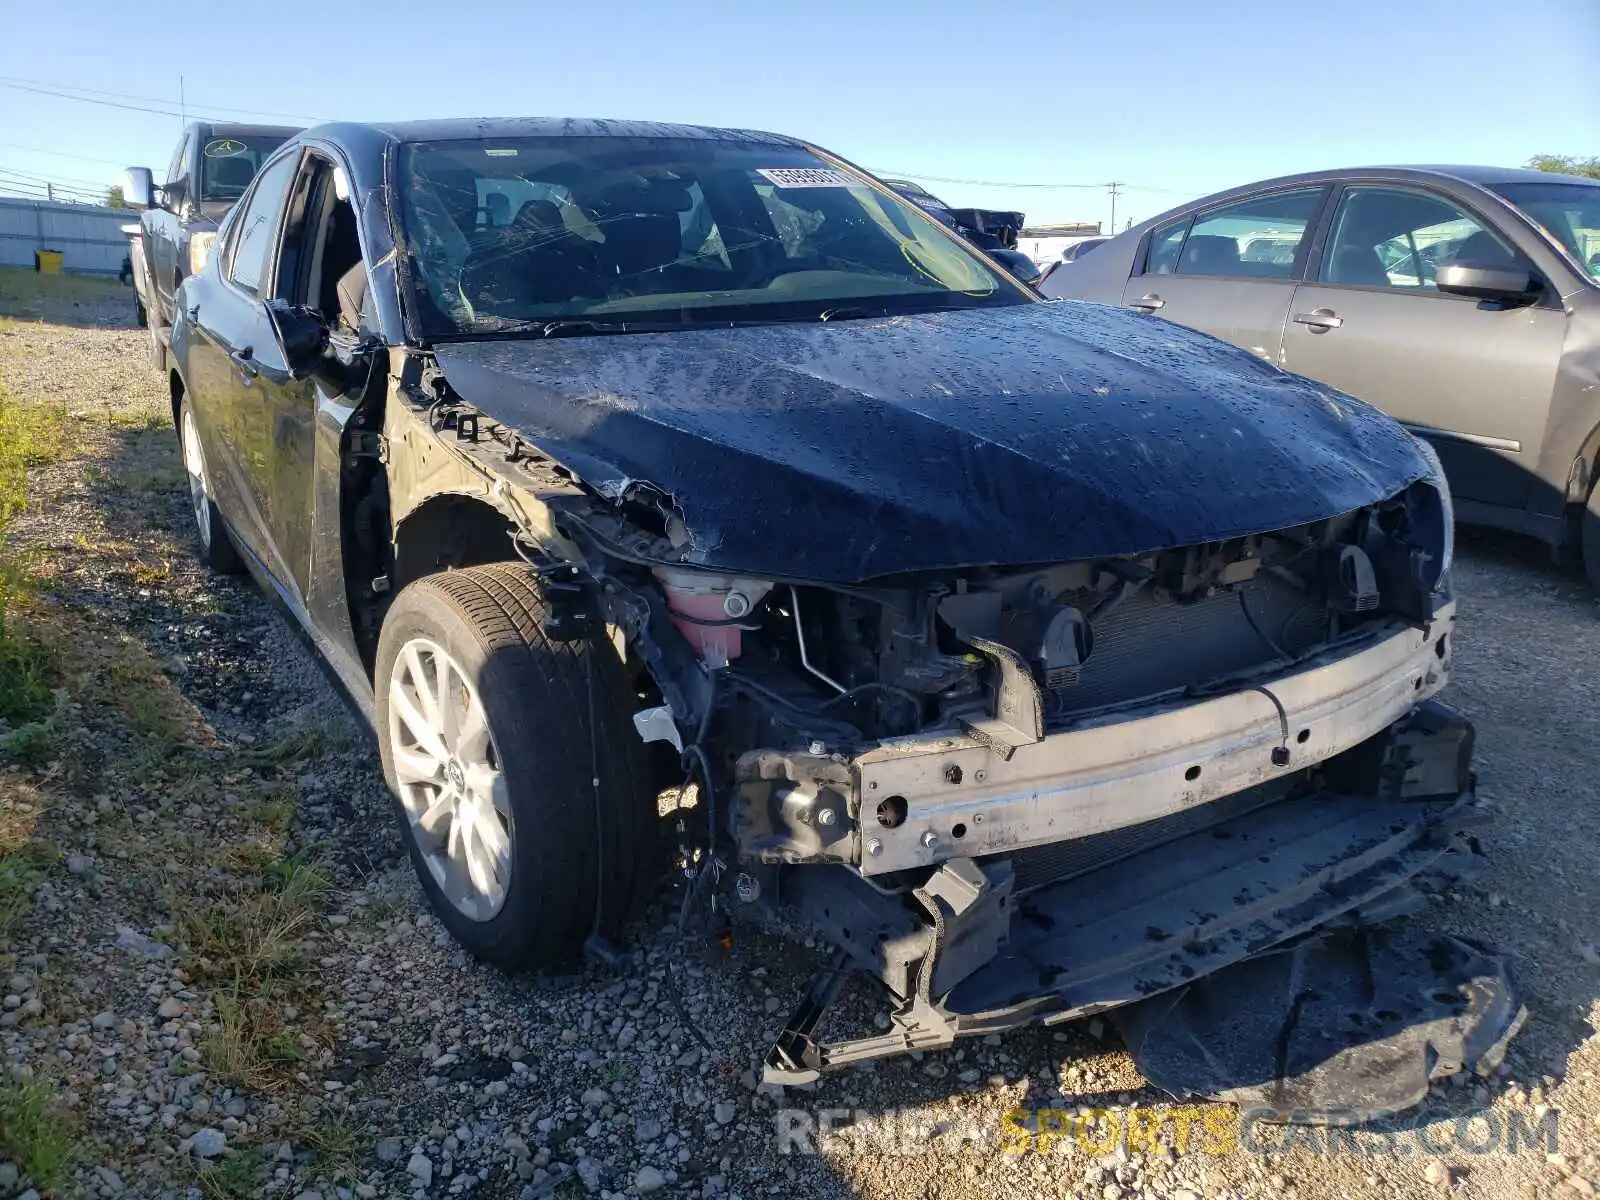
[180,407,212,550]
[386,637,513,920]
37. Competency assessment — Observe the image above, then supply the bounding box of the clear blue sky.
[1,0,1596,230]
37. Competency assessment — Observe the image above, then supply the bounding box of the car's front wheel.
[178,399,241,574]
[375,563,657,971]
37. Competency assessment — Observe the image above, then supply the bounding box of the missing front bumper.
[736,610,1455,876]
[763,700,1507,1101]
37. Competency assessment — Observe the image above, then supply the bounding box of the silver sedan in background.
[1043,166,1600,594]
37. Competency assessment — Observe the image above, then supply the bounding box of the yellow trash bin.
[34,250,64,274]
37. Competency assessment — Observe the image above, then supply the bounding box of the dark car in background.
[123,122,299,370]
[1042,166,1600,592]
[883,177,1041,284]
[158,118,1512,1096]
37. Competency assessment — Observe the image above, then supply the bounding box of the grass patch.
[0,1074,79,1193]
[177,852,330,1087]
[241,726,351,766]
[0,265,128,318]
[0,622,55,725]
[239,790,296,834]
[0,356,67,727]
[193,1146,263,1199]
[299,1118,366,1180]
[0,797,57,939]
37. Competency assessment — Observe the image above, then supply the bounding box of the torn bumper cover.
[755,618,1519,1106]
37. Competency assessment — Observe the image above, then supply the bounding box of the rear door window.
[1144,219,1190,275]
[1172,189,1326,279]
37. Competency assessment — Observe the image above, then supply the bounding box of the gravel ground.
[0,273,1598,1200]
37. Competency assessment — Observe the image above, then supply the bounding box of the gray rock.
[191,1128,227,1159]
[635,1166,667,1194]
[91,1011,117,1030]
[0,1164,18,1189]
[576,1157,602,1192]
[66,854,91,875]
[375,1137,404,1163]
[96,1167,126,1193]
[635,1117,663,1143]
[18,1189,40,1200]
[407,1153,433,1186]
[713,1100,736,1125]
[579,1087,609,1109]
[114,926,173,960]
[157,996,186,1020]
[292,1192,324,1200]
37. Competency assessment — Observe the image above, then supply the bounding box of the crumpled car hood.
[433,302,1427,583]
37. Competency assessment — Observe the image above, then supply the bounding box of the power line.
[0,142,129,167]
[0,168,103,193]
[874,168,1105,189]
[0,75,321,123]
[0,162,112,189]
[871,168,1202,199]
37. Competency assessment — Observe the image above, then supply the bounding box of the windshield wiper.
[818,306,881,322]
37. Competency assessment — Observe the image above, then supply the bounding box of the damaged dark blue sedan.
[163,117,1522,1117]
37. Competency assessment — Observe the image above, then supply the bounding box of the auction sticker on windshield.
[756,168,859,188]
[204,139,247,157]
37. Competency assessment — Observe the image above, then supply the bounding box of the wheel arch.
[168,364,186,430]
[390,492,521,594]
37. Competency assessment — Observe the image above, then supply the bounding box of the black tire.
[176,396,242,574]
[375,563,657,971]
[1584,477,1600,599]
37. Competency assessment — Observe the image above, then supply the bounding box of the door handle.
[1127,294,1165,312]
[230,346,259,382]
[1293,308,1343,332]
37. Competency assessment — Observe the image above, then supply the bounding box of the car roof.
[1122,164,1588,236]
[194,122,302,139]
[1187,164,1577,204]
[308,116,805,147]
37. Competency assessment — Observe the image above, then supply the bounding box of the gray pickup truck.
[124,122,298,369]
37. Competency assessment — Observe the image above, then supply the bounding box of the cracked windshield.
[397,137,1025,336]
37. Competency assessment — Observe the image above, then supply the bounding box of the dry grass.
[176,851,330,1089]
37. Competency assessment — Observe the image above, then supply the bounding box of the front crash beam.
[762,745,1497,1093]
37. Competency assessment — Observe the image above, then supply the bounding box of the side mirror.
[124,167,155,210]
[161,177,186,213]
[1436,261,1540,304]
[265,299,329,379]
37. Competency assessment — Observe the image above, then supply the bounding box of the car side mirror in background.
[1436,262,1541,305]
[124,167,155,211]
[265,299,329,380]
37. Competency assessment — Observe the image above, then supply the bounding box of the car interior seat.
[1179,234,1242,275]
[1448,229,1518,266]
[597,214,685,289]
[461,197,596,309]
[206,156,257,195]
[1327,243,1392,286]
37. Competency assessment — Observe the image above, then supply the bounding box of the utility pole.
[1107,181,1123,238]
[45,183,53,202]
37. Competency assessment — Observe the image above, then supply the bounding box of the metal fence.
[0,197,134,275]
